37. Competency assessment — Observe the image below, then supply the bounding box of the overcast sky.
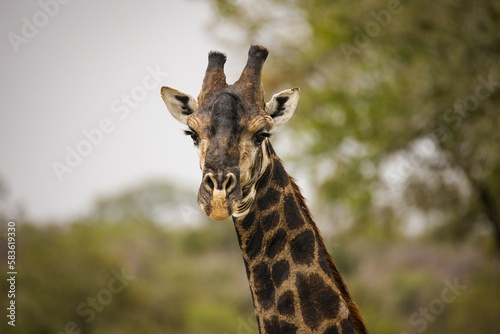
[0,0,259,221]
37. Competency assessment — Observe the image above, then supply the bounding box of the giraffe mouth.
[197,172,242,221]
[198,190,242,221]
[205,189,233,220]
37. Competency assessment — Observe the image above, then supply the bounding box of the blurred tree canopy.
[207,0,500,252]
[0,220,254,334]
[86,180,205,228]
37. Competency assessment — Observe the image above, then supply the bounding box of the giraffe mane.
[287,173,369,334]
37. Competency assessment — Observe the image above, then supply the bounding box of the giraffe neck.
[232,146,367,334]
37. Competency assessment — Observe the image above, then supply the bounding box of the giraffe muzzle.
[198,171,242,221]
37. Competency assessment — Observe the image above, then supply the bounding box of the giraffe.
[161,45,368,334]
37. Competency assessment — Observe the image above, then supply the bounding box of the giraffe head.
[161,45,300,221]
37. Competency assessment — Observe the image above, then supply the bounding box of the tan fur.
[209,189,230,221]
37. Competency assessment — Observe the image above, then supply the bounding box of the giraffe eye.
[253,131,271,146]
[184,129,200,146]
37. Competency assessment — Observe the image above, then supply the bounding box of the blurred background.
[1,0,499,333]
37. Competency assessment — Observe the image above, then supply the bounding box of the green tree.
[86,179,205,227]
[207,0,500,252]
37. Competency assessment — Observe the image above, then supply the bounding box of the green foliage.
[0,221,254,334]
[185,301,242,334]
[87,179,197,226]
[445,269,500,334]
[207,0,500,250]
[332,238,500,333]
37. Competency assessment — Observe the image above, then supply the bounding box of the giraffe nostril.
[204,174,215,191]
[225,175,232,191]
[207,177,215,190]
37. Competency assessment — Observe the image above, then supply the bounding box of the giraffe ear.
[265,87,300,127]
[161,86,198,125]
